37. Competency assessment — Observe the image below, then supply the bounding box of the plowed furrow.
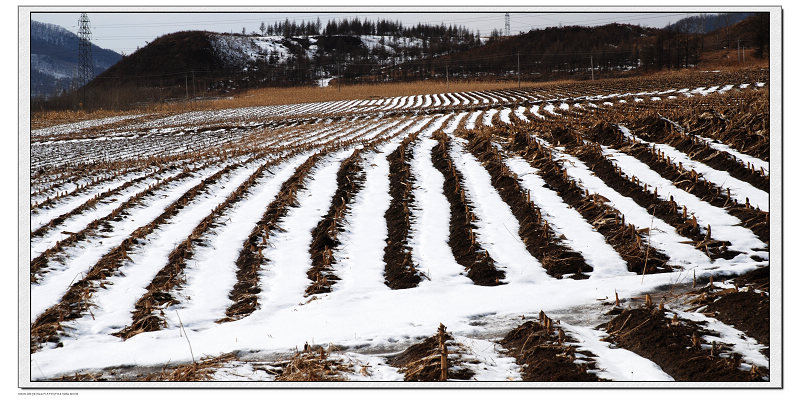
[220,153,322,322]
[431,131,503,286]
[544,123,739,260]
[499,127,671,275]
[581,122,769,244]
[383,131,424,289]
[116,156,294,339]
[459,129,593,279]
[305,148,367,295]
[30,160,244,351]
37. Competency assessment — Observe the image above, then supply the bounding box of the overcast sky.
[30,11,713,55]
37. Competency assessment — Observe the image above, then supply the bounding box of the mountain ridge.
[31,20,122,98]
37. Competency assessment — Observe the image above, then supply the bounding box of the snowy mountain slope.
[209,33,433,68]
[30,20,121,98]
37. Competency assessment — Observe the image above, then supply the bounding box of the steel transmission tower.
[504,13,511,36]
[77,13,93,105]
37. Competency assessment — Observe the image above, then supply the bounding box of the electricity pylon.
[77,12,93,106]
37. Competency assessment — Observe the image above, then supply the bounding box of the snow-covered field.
[27,77,772,383]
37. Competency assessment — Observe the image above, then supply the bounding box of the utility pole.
[742,41,746,62]
[590,55,594,81]
[192,70,196,98]
[446,64,449,88]
[504,13,511,37]
[517,52,521,88]
[737,39,740,63]
[185,73,189,100]
[337,62,341,92]
[77,13,93,108]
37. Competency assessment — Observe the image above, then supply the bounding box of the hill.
[411,23,659,81]
[30,20,121,98]
[77,28,478,106]
[665,12,753,34]
[371,14,769,83]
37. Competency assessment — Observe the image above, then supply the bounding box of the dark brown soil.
[383,132,424,289]
[604,307,764,381]
[431,131,504,286]
[687,268,770,347]
[387,324,475,381]
[733,266,770,291]
[705,291,770,347]
[500,317,603,381]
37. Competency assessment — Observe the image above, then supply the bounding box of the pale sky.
[30,11,715,55]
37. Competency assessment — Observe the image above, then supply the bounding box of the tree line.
[255,17,479,43]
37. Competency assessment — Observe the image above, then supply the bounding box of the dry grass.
[211,79,570,109]
[276,346,354,381]
[697,49,769,69]
[144,353,237,381]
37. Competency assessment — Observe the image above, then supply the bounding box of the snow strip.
[538,138,712,268]
[564,324,674,381]
[30,169,182,259]
[465,110,483,130]
[331,120,428,296]
[698,137,769,175]
[482,109,499,127]
[247,150,353,320]
[530,105,545,119]
[454,336,522,381]
[543,103,560,116]
[443,112,469,134]
[409,115,472,285]
[499,108,512,125]
[514,106,529,122]
[31,173,149,231]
